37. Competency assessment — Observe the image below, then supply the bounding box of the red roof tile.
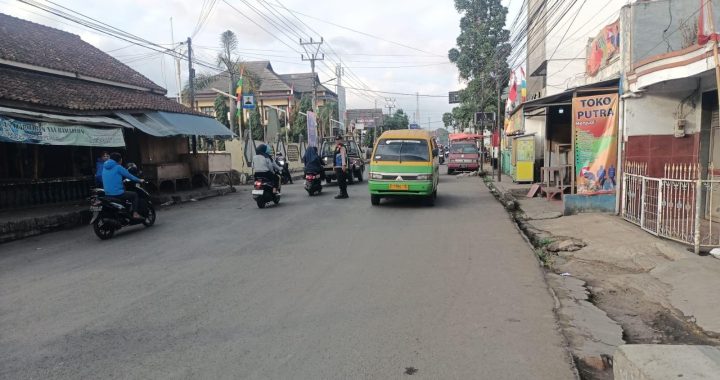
[0,66,199,115]
[0,13,164,92]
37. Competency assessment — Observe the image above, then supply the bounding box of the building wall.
[623,77,703,177]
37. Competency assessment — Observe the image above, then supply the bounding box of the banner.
[306,111,318,147]
[586,20,620,77]
[573,94,619,195]
[0,115,125,147]
[266,108,279,143]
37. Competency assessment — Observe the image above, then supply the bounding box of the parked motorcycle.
[89,164,155,240]
[276,154,293,184]
[304,172,322,196]
[252,173,281,208]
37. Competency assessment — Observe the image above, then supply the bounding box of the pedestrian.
[333,135,349,199]
[94,151,109,188]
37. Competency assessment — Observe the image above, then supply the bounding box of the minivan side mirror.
[432,148,439,157]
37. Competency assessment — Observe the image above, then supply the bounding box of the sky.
[2,0,520,130]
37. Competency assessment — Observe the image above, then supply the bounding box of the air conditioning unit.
[674,118,686,138]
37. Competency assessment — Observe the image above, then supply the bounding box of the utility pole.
[385,97,396,119]
[187,37,197,154]
[497,76,502,182]
[170,17,182,104]
[300,37,324,114]
[416,92,420,123]
[336,62,346,134]
[479,73,485,173]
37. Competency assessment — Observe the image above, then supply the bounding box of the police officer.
[333,135,349,199]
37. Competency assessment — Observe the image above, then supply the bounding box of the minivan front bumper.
[368,180,434,195]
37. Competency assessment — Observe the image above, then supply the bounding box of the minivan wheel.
[371,195,380,206]
[424,193,436,207]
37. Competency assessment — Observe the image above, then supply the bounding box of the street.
[0,171,574,379]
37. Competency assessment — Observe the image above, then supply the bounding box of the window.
[450,144,477,154]
[200,106,215,117]
[374,139,430,162]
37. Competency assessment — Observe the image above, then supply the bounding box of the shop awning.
[116,111,234,138]
[521,78,620,113]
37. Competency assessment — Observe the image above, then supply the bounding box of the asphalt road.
[0,168,575,379]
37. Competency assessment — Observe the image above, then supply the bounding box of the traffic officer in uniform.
[333,135,349,199]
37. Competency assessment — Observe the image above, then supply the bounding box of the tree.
[442,112,454,129]
[385,109,410,130]
[190,30,262,137]
[289,95,312,143]
[214,95,230,128]
[448,0,511,132]
[248,107,264,141]
[318,101,339,136]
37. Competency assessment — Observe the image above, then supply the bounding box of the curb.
[0,187,236,244]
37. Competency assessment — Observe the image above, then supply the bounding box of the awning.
[0,106,132,128]
[520,78,620,113]
[116,111,234,138]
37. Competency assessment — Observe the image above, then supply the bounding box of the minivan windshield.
[374,139,429,162]
[450,144,478,154]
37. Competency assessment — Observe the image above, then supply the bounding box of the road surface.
[0,169,575,379]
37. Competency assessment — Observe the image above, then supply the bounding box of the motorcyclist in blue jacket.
[102,152,143,219]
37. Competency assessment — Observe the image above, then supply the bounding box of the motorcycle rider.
[253,144,282,192]
[302,146,324,179]
[102,152,143,219]
[275,152,293,184]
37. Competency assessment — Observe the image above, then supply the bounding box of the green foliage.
[384,109,409,130]
[448,0,511,130]
[442,113,454,129]
[249,108,264,141]
[214,95,230,128]
[289,95,313,143]
[318,101,339,136]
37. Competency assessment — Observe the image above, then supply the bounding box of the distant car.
[319,137,365,184]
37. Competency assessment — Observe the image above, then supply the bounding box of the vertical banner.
[573,93,619,194]
[306,111,318,147]
[266,108,279,143]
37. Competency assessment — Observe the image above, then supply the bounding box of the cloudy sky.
[3,0,519,129]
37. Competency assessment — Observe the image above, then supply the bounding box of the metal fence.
[621,162,720,253]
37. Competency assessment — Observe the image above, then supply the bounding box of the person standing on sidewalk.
[334,135,349,199]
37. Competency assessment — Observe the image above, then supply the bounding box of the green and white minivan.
[368,129,440,206]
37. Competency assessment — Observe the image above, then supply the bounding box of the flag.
[699,0,720,45]
[519,67,527,102]
[235,67,245,102]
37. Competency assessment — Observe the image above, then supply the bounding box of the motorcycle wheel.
[93,219,115,240]
[142,205,156,227]
[256,199,266,209]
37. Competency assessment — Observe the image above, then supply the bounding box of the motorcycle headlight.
[416,174,431,181]
[370,173,383,179]
[323,157,329,164]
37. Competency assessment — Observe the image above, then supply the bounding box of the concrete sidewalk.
[486,174,720,377]
[0,186,235,244]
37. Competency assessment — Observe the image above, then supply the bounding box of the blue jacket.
[94,159,104,185]
[102,159,140,196]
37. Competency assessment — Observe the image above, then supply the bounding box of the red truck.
[446,133,481,175]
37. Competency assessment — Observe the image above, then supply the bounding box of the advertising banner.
[586,20,620,77]
[306,111,318,147]
[0,115,125,147]
[573,94,619,194]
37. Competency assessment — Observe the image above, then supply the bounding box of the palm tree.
[190,30,262,137]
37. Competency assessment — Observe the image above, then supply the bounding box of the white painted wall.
[540,0,628,95]
[624,77,702,137]
[524,114,546,160]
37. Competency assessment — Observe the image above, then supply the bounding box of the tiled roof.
[278,73,335,96]
[0,13,164,92]
[0,66,199,115]
[195,61,290,97]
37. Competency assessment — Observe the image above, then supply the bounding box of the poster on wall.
[0,115,125,147]
[586,20,620,77]
[306,111,318,147]
[573,93,619,195]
